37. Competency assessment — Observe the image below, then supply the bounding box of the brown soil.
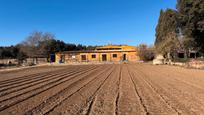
[0,64,204,115]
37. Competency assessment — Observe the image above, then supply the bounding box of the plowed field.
[0,64,204,115]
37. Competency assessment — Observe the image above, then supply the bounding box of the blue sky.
[0,0,176,46]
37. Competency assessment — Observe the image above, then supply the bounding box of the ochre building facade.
[55,45,140,63]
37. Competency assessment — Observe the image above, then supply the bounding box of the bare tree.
[19,31,55,58]
[21,31,43,46]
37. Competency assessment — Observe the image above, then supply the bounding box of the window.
[113,54,117,58]
[81,55,86,61]
[92,54,96,58]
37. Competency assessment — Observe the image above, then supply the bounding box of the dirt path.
[0,64,204,115]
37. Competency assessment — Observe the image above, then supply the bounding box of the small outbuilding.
[153,54,164,65]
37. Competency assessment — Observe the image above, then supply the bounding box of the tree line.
[0,31,96,61]
[0,31,155,62]
[155,0,204,58]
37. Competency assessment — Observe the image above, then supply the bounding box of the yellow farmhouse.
[55,45,140,63]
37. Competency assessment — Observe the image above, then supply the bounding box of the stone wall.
[186,60,204,69]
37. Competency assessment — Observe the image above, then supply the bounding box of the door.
[123,54,127,61]
[102,54,107,61]
[60,55,65,63]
